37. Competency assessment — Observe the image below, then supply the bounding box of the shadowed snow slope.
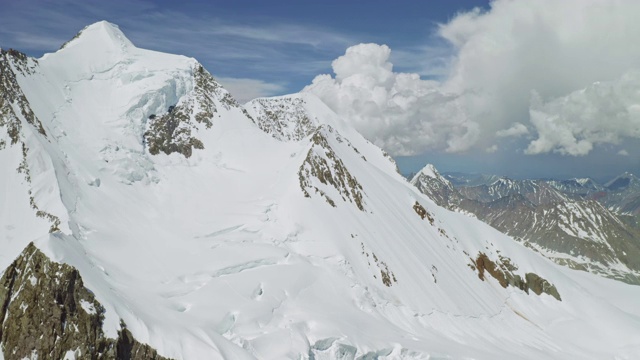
[1,21,640,359]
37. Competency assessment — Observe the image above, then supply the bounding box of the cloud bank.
[303,44,477,155]
[217,78,285,104]
[305,0,640,157]
[526,72,640,155]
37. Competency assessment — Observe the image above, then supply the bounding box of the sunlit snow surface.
[1,22,640,359]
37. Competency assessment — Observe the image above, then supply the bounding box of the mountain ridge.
[412,165,640,284]
[1,22,640,359]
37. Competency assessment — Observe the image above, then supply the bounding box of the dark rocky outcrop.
[471,252,561,301]
[0,49,46,144]
[145,64,237,158]
[246,97,315,141]
[1,50,60,233]
[0,243,171,360]
[145,105,205,158]
[411,165,640,285]
[464,196,640,284]
[299,128,365,211]
[410,166,463,210]
[412,201,435,225]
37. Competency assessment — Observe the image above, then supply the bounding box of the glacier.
[0,21,639,359]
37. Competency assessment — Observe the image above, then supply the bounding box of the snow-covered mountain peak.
[46,21,138,75]
[492,177,515,186]
[410,163,461,208]
[546,177,604,197]
[614,171,636,180]
[574,177,594,186]
[40,20,195,87]
[245,92,351,142]
[606,171,639,191]
[3,21,640,360]
[245,91,401,178]
[59,21,134,52]
[11,22,246,186]
[414,163,440,179]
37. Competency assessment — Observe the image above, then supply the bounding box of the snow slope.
[412,165,640,284]
[1,21,640,359]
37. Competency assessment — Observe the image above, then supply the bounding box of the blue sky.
[0,0,487,95]
[1,0,639,180]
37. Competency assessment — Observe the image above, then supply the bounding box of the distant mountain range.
[412,166,640,284]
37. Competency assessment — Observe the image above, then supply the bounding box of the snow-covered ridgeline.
[0,21,639,360]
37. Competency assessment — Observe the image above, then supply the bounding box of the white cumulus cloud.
[442,0,640,156]
[217,77,285,104]
[305,0,640,157]
[525,72,640,155]
[486,145,498,153]
[496,123,529,138]
[303,44,477,155]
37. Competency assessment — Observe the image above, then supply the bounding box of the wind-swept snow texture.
[1,21,640,359]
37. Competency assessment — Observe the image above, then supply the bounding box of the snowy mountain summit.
[410,164,462,209]
[1,21,640,359]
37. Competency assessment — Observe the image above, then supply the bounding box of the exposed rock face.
[413,201,435,225]
[115,323,168,360]
[145,106,205,158]
[458,178,572,206]
[16,142,62,234]
[359,242,398,287]
[245,97,316,141]
[462,196,640,284]
[0,49,46,144]
[410,165,463,210]
[524,273,561,299]
[596,173,640,217]
[299,128,366,211]
[546,178,604,197]
[411,165,640,285]
[245,96,374,212]
[471,252,561,301]
[1,50,61,233]
[0,243,170,360]
[145,64,236,158]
